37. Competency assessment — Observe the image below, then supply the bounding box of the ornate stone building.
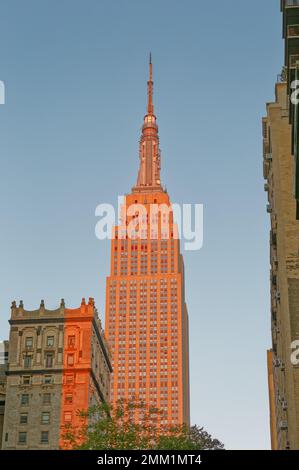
[1,298,111,450]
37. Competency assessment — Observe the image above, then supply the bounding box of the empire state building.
[105,57,190,426]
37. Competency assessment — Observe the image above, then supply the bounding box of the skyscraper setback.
[105,57,190,426]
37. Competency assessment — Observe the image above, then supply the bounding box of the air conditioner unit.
[264,183,269,192]
[274,359,281,368]
[265,153,272,162]
[282,399,288,411]
[275,292,281,302]
[267,204,272,214]
[279,421,288,431]
[263,121,267,139]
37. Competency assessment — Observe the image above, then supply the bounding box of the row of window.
[20,375,53,385]
[23,353,54,369]
[24,336,54,349]
[24,335,76,349]
[19,411,51,425]
[19,407,73,424]
[109,279,178,287]
[20,393,51,405]
[17,431,49,445]
[21,391,73,406]
[19,373,79,388]
[23,352,76,369]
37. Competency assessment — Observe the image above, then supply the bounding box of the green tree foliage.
[61,399,224,450]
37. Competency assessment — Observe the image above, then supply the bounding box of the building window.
[45,353,54,368]
[65,393,73,404]
[42,393,51,405]
[18,432,27,444]
[44,375,52,385]
[68,335,75,348]
[290,54,299,68]
[41,412,50,425]
[47,336,54,347]
[64,412,72,422]
[288,24,299,37]
[25,337,33,349]
[24,355,32,369]
[20,394,29,406]
[65,374,74,384]
[41,431,49,444]
[22,376,31,385]
[67,354,74,366]
[5,433,8,442]
[20,413,28,425]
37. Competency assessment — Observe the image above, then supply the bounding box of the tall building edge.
[267,350,278,450]
[182,302,190,426]
[263,1,299,450]
[263,80,299,450]
[0,341,9,447]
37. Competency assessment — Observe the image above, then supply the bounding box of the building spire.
[133,55,162,193]
[147,52,154,115]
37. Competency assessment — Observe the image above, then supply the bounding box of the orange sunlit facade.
[105,57,190,426]
[60,298,112,448]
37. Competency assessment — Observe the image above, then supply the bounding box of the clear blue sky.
[0,0,282,449]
